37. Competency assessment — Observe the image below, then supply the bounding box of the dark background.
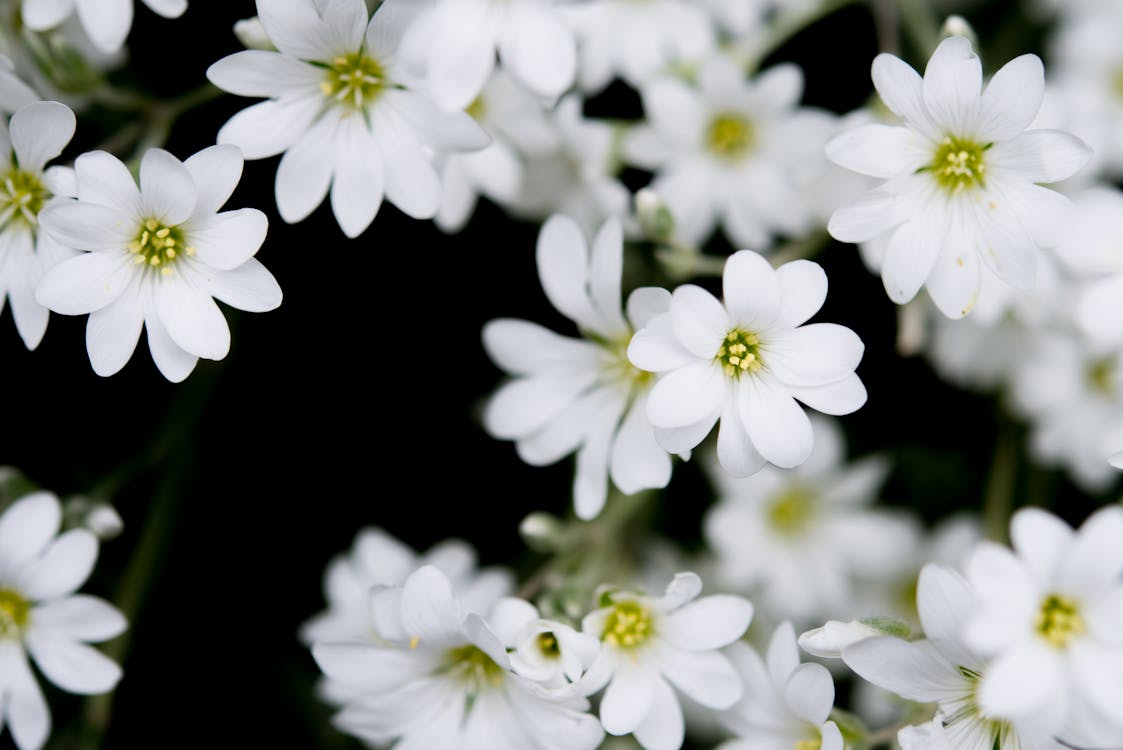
[0,1,1109,748]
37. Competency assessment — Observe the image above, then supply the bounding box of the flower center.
[443,644,505,692]
[0,168,48,228]
[1088,358,1115,395]
[321,52,385,110]
[716,329,763,377]
[794,736,821,750]
[602,600,653,649]
[465,96,486,121]
[129,218,194,276]
[706,113,755,161]
[928,136,988,193]
[0,587,29,638]
[536,632,560,659]
[766,486,816,535]
[1036,594,1084,648]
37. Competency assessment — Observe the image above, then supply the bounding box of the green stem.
[743,0,864,73]
[92,83,225,163]
[983,417,1019,544]
[893,0,941,57]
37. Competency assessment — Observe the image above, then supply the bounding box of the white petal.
[925,225,980,319]
[988,130,1092,184]
[274,111,338,225]
[217,94,322,160]
[22,0,73,30]
[631,676,684,750]
[7,230,48,350]
[881,215,942,304]
[1060,506,1123,593]
[0,493,60,571]
[498,5,576,101]
[609,394,672,495]
[841,636,962,703]
[481,318,597,376]
[645,360,725,429]
[183,144,244,217]
[407,8,497,112]
[827,189,906,244]
[588,218,628,336]
[535,214,598,333]
[661,595,753,651]
[10,101,74,173]
[144,312,198,383]
[601,662,655,736]
[1,640,50,750]
[627,314,694,373]
[374,109,441,220]
[977,54,1043,142]
[1009,508,1072,585]
[484,371,595,439]
[641,78,704,149]
[19,530,97,600]
[141,0,186,17]
[626,287,671,330]
[76,0,132,53]
[716,399,766,478]
[658,646,742,710]
[29,596,126,642]
[400,566,462,645]
[977,643,1059,719]
[85,288,143,377]
[24,635,121,694]
[329,117,384,238]
[922,36,981,135]
[764,324,864,388]
[784,662,834,724]
[35,252,134,316]
[574,394,626,520]
[826,123,929,179]
[789,373,867,416]
[773,260,826,329]
[256,0,349,60]
[155,280,230,360]
[38,202,132,253]
[670,285,728,359]
[206,50,322,99]
[653,413,718,455]
[381,90,490,152]
[206,259,282,313]
[740,376,813,468]
[723,250,780,330]
[74,150,141,217]
[186,209,267,271]
[139,149,197,225]
[871,53,939,139]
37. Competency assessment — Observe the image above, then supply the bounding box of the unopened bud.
[519,512,565,553]
[941,16,977,48]
[798,619,884,658]
[234,17,275,51]
[635,188,675,243]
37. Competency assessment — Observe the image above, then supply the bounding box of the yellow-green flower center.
[928,136,988,193]
[0,168,48,228]
[1112,68,1123,102]
[443,644,506,692]
[1088,358,1115,395]
[1036,594,1084,648]
[321,52,385,110]
[0,587,29,638]
[716,329,763,377]
[766,485,816,536]
[536,632,560,658]
[602,600,653,649]
[465,96,486,122]
[706,113,755,161]
[129,218,194,275]
[794,736,822,750]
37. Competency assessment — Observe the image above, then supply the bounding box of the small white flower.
[961,506,1123,747]
[625,55,835,249]
[313,566,604,750]
[21,0,188,54]
[628,249,867,476]
[0,492,127,750]
[718,622,844,750]
[579,572,753,750]
[484,215,671,520]
[703,417,916,621]
[207,0,489,238]
[488,597,600,689]
[0,102,80,350]
[399,0,576,110]
[827,35,1090,318]
[563,1,715,93]
[36,145,281,382]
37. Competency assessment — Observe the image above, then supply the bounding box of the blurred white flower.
[625,55,834,249]
[580,572,753,750]
[399,0,576,110]
[628,250,867,476]
[0,102,79,350]
[962,506,1123,747]
[0,57,38,115]
[313,566,604,750]
[488,597,599,689]
[703,417,916,622]
[827,35,1089,318]
[36,145,281,382]
[484,215,671,520]
[0,492,126,750]
[718,622,844,750]
[207,0,488,238]
[563,0,714,93]
[21,0,187,54]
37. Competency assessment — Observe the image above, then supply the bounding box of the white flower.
[625,55,835,249]
[0,492,127,750]
[579,572,753,750]
[207,0,489,238]
[961,506,1123,747]
[827,35,1090,318]
[563,1,715,93]
[36,145,281,382]
[484,215,671,520]
[0,102,80,350]
[842,564,1062,750]
[627,249,867,476]
[703,417,917,621]
[507,95,631,236]
[312,566,604,750]
[717,622,844,750]
[399,0,576,110]
[21,0,187,54]
[488,597,600,689]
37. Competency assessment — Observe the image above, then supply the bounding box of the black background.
[0,1,1109,748]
